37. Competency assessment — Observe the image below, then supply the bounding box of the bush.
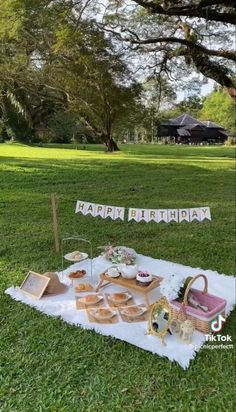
[47,111,78,143]
[225,136,236,146]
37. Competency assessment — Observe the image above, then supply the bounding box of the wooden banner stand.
[51,193,60,253]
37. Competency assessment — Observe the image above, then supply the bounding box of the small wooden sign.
[19,271,50,299]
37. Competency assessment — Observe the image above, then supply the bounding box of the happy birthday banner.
[75,201,211,223]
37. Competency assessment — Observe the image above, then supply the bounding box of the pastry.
[79,295,102,305]
[69,270,86,279]
[75,283,93,292]
[70,251,82,260]
[108,292,131,304]
[121,306,145,318]
[92,308,115,320]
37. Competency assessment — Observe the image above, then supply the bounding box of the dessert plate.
[64,251,88,262]
[108,292,132,304]
[68,270,86,279]
[120,306,146,318]
[92,308,116,321]
[79,295,103,306]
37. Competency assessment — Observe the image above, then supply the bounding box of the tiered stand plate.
[96,273,163,306]
[61,237,93,281]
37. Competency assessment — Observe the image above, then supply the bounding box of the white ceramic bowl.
[136,272,153,284]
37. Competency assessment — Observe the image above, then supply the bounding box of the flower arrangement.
[101,245,136,265]
[160,273,186,301]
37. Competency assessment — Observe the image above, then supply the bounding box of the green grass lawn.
[0,142,235,412]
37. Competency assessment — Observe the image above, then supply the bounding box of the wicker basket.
[170,274,226,334]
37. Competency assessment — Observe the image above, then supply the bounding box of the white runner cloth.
[5,254,235,369]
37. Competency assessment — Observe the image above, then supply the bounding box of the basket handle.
[183,274,208,305]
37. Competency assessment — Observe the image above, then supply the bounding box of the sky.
[84,0,230,103]
[177,79,215,102]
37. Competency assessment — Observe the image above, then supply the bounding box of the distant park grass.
[0,142,235,412]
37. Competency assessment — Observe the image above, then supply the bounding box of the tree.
[111,76,176,143]
[100,1,236,101]
[0,1,68,141]
[176,96,204,118]
[156,95,203,126]
[0,0,141,151]
[48,18,141,151]
[200,88,236,133]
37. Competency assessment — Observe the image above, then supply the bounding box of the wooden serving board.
[105,291,135,308]
[86,308,119,324]
[96,273,163,305]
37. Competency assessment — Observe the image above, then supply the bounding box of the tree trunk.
[191,51,236,103]
[104,135,120,152]
[226,87,236,102]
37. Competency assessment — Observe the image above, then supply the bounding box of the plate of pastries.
[64,251,88,262]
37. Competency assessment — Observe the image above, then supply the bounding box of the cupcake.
[136,271,153,287]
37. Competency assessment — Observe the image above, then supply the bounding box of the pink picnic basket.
[170,274,226,334]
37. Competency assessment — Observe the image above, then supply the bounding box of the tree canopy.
[0,0,143,150]
[200,88,236,133]
[99,0,236,101]
[0,1,235,148]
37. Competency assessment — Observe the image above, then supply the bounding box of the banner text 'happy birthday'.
[75,201,211,223]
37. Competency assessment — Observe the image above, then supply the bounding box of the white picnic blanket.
[5,254,236,369]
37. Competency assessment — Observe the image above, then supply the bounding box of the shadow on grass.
[1,142,235,159]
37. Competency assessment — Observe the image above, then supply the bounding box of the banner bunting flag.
[148,209,158,222]
[128,208,140,222]
[200,207,211,221]
[168,209,179,223]
[104,205,115,220]
[114,207,125,221]
[158,209,168,223]
[179,209,190,223]
[75,200,211,223]
[94,204,105,218]
[84,203,95,216]
[189,208,201,222]
[75,201,86,215]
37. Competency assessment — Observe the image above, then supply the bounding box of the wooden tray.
[96,273,163,306]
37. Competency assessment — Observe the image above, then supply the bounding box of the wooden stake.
[51,193,60,253]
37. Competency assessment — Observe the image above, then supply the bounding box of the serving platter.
[64,251,88,262]
[119,304,148,323]
[79,294,103,306]
[108,291,132,304]
[76,293,103,309]
[120,305,146,319]
[92,308,116,321]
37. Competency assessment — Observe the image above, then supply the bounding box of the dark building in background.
[157,114,228,144]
